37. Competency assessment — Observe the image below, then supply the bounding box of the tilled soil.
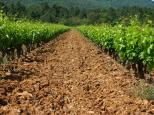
[0,30,154,115]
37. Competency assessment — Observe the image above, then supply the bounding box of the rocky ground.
[0,30,154,115]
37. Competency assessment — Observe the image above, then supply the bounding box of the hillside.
[4,0,154,9]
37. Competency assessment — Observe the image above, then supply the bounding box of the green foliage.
[0,14,69,52]
[1,0,154,26]
[77,20,154,72]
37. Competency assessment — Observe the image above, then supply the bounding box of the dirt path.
[0,30,154,115]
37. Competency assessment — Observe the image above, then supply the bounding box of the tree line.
[0,1,154,26]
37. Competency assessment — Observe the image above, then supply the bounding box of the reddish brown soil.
[0,30,154,115]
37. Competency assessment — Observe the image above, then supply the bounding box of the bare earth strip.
[0,30,154,115]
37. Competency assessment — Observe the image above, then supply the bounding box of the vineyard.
[0,13,69,62]
[78,22,154,79]
[0,14,154,114]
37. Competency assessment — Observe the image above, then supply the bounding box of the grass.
[131,80,154,100]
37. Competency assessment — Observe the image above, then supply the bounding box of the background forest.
[0,0,154,26]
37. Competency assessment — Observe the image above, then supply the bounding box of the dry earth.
[0,30,154,115]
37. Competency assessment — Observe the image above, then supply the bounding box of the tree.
[87,9,102,24]
[27,5,42,20]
